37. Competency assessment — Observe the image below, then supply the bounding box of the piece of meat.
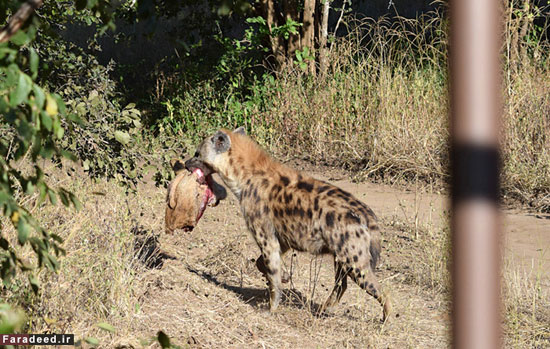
[165,166,225,234]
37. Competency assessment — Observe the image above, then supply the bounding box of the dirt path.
[305,169,550,281]
[135,166,548,348]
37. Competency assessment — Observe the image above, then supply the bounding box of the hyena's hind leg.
[350,267,392,322]
[319,259,349,314]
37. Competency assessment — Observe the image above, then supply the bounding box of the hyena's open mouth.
[192,167,217,224]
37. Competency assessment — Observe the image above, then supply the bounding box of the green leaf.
[59,190,70,207]
[47,189,57,205]
[97,322,115,333]
[29,48,39,78]
[40,112,53,131]
[17,217,31,244]
[29,275,39,294]
[114,130,131,145]
[84,337,99,346]
[0,305,25,334]
[10,73,32,106]
[69,193,82,211]
[157,331,171,348]
[33,85,45,110]
[10,30,30,45]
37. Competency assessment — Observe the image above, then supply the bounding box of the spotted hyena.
[185,127,391,321]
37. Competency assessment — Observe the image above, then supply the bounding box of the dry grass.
[249,4,550,212]
[1,163,547,348]
[502,255,550,348]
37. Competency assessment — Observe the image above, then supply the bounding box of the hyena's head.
[184,126,246,177]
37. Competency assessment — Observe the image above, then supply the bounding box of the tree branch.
[0,0,44,43]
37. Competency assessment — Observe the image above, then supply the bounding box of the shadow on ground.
[187,266,326,314]
[132,225,176,269]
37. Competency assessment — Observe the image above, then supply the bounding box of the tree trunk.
[518,0,532,63]
[0,0,43,43]
[283,0,300,57]
[263,0,286,68]
[319,0,330,75]
[302,0,316,74]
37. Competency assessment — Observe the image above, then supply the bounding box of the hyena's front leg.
[255,229,284,312]
[255,248,290,283]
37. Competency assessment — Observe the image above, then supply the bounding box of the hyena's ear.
[213,131,231,153]
[170,158,186,173]
[233,126,246,135]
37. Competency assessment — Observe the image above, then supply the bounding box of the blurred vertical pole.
[450,0,502,348]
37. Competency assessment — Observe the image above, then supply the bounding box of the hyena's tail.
[369,226,382,271]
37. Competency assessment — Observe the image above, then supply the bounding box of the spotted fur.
[185,127,392,321]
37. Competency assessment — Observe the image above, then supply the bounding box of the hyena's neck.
[218,135,297,197]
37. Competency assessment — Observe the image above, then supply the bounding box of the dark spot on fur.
[295,207,304,218]
[353,255,358,262]
[297,181,314,192]
[284,192,293,204]
[272,184,282,194]
[358,250,363,256]
[344,231,350,240]
[318,208,324,217]
[326,189,337,196]
[274,209,280,218]
[325,212,335,228]
[297,198,301,206]
[346,212,361,224]
[339,189,352,198]
[285,207,293,216]
[252,187,258,199]
[307,208,313,219]
[355,231,361,238]
[246,179,251,186]
[350,201,359,207]
[317,185,331,193]
[262,178,269,188]
[263,205,269,214]
[280,176,290,186]
[337,234,345,251]
[314,197,319,211]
